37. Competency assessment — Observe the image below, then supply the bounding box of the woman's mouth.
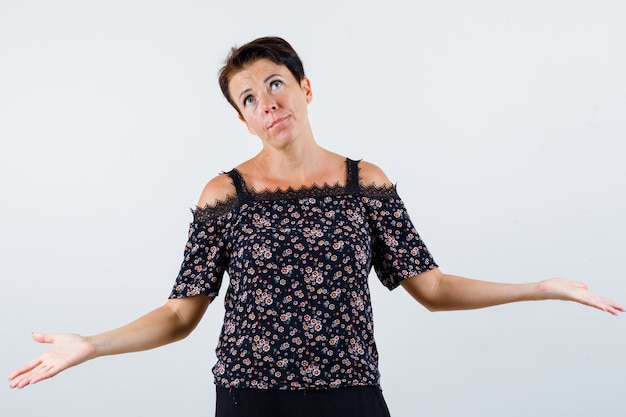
[268,116,287,129]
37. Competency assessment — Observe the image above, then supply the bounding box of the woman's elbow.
[400,269,445,312]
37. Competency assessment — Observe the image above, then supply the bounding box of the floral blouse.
[169,159,437,390]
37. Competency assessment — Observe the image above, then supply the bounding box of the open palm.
[9,332,96,389]
[539,278,624,315]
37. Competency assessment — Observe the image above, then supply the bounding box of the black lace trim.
[193,194,240,222]
[360,182,398,198]
[244,182,351,201]
[191,182,399,222]
[244,181,398,200]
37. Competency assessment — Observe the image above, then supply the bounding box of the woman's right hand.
[8,332,96,389]
[9,297,212,389]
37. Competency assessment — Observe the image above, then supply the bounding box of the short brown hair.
[218,37,306,115]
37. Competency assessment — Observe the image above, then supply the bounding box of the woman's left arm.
[401,268,624,315]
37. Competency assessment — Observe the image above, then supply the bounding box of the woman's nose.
[259,93,277,112]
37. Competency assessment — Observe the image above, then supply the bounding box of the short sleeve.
[363,194,438,290]
[169,209,235,299]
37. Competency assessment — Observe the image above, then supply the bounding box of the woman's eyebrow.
[238,88,252,100]
[238,74,282,99]
[263,73,280,83]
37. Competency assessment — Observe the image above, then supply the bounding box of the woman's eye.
[270,80,282,90]
[243,96,254,106]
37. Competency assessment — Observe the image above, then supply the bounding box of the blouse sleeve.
[363,192,438,290]
[168,209,235,299]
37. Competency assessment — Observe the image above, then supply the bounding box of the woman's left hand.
[537,278,624,315]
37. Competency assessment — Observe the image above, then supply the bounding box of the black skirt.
[215,385,392,417]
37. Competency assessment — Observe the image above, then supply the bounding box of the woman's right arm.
[8,295,211,389]
[10,173,234,389]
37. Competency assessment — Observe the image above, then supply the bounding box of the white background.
[2,1,625,416]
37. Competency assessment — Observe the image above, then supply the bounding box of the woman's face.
[228,59,313,149]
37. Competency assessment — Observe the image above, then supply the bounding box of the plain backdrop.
[2,1,625,416]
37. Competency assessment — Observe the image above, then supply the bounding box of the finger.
[594,295,624,313]
[602,305,619,316]
[29,364,62,386]
[604,300,625,316]
[587,297,623,316]
[11,362,58,389]
[9,374,26,389]
[13,374,40,389]
[8,359,42,380]
[11,372,37,389]
[9,368,39,389]
[32,332,54,344]
[610,300,625,312]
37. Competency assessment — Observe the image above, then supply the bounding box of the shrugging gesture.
[7,36,624,417]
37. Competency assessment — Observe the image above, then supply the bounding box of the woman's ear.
[301,77,313,103]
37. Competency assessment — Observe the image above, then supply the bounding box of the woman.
[9,37,623,417]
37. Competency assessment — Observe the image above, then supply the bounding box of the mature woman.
[9,37,623,417]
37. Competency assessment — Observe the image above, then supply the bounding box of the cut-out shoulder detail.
[197,173,237,208]
[357,160,394,188]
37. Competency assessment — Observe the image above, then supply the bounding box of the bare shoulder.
[197,173,236,208]
[357,160,393,187]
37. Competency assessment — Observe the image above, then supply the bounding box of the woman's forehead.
[232,59,291,82]
[228,59,292,92]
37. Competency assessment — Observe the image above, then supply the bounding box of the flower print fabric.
[169,159,438,390]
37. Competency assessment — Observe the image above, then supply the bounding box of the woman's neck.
[241,146,346,191]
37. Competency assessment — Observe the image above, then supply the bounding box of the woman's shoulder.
[196,172,237,209]
[356,159,393,188]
